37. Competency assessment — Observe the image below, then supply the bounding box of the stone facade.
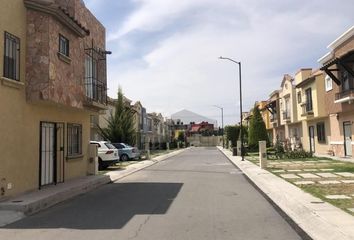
[25,0,106,109]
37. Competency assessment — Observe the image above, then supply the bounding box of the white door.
[344,122,352,156]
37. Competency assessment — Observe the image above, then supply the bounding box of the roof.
[295,70,323,88]
[280,74,294,88]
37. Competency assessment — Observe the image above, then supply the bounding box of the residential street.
[0,148,302,240]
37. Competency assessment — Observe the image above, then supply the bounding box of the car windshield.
[105,143,116,149]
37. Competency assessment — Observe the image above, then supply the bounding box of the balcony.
[270,114,277,123]
[282,112,291,122]
[301,104,314,117]
[84,78,107,111]
[335,89,354,104]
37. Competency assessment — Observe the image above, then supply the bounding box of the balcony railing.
[85,78,107,105]
[335,89,354,102]
[301,104,313,116]
[282,112,291,121]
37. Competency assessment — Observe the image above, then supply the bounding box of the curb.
[217,146,354,240]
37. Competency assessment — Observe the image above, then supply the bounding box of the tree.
[225,125,240,147]
[97,87,136,145]
[248,106,269,150]
[177,131,185,142]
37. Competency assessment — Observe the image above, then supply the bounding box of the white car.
[90,141,119,170]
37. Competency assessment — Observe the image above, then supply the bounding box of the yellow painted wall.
[0,0,91,198]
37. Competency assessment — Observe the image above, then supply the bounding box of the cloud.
[97,0,354,125]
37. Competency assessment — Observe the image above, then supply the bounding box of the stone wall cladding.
[26,10,50,101]
[25,0,106,109]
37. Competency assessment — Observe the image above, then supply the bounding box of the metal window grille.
[59,34,69,57]
[316,122,326,143]
[305,88,313,112]
[67,123,82,156]
[3,31,20,80]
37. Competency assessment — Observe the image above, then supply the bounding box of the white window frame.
[325,75,333,92]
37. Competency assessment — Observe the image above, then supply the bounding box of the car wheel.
[120,154,129,161]
[98,158,107,170]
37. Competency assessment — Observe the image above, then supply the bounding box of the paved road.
[0,148,303,240]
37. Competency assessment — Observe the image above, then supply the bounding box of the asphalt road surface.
[0,147,303,240]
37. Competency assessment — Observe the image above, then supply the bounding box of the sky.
[84,0,354,126]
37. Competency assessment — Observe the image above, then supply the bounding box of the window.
[325,75,332,91]
[59,34,69,57]
[297,92,302,104]
[305,88,313,112]
[316,122,326,143]
[3,32,20,80]
[85,54,97,99]
[67,124,82,156]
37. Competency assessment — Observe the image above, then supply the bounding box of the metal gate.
[39,122,64,187]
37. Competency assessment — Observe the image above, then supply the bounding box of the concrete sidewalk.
[218,146,354,240]
[0,148,186,227]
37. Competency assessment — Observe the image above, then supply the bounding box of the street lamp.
[213,105,224,148]
[219,56,244,161]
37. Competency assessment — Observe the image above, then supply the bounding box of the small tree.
[97,87,136,145]
[248,106,269,150]
[225,125,240,147]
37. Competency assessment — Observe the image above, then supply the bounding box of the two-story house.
[279,74,302,150]
[295,69,329,154]
[266,90,284,144]
[319,25,354,157]
[0,0,109,198]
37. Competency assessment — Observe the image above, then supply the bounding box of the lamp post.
[213,105,224,148]
[219,56,244,161]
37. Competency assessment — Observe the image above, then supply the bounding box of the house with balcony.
[295,69,329,154]
[0,0,109,198]
[265,90,284,144]
[279,74,302,150]
[319,25,354,157]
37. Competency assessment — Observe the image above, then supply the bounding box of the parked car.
[90,141,119,170]
[112,143,140,161]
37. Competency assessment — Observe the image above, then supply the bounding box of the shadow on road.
[4,182,183,230]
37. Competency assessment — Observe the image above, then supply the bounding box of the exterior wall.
[0,0,106,198]
[321,28,354,157]
[328,112,354,157]
[26,0,106,108]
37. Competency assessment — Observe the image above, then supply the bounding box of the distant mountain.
[171,109,217,127]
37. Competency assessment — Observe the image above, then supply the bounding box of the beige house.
[0,0,108,198]
[255,101,272,142]
[279,74,302,150]
[295,69,330,154]
[319,25,354,157]
[266,90,285,144]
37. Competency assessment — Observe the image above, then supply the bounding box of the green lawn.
[245,152,354,215]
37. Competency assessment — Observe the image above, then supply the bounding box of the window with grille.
[305,88,313,112]
[67,123,82,156]
[59,34,69,57]
[316,122,326,143]
[3,32,20,81]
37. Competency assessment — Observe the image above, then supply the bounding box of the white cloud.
[103,0,354,125]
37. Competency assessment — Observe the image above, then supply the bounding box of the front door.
[40,122,65,187]
[344,122,352,156]
[309,126,315,153]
